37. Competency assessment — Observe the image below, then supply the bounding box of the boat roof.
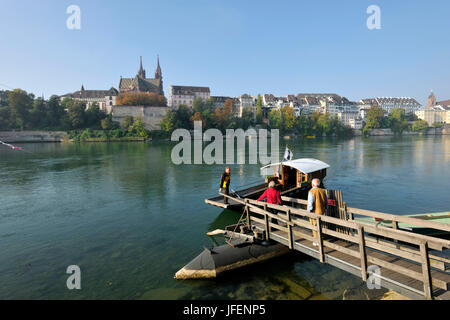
[260,158,330,174]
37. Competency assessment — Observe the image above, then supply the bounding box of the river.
[0,135,449,299]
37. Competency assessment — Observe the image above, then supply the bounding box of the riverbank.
[0,131,68,143]
[353,126,449,136]
[1,125,449,143]
[0,131,150,143]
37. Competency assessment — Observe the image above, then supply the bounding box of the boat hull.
[174,241,290,280]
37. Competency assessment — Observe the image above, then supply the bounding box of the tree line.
[160,95,350,137]
[0,88,149,140]
[362,105,431,136]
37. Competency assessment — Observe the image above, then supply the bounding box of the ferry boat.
[205,158,330,211]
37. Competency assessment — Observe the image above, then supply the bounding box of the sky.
[1,0,449,104]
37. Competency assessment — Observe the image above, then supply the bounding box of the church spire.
[155,55,162,79]
[81,84,85,91]
[138,56,146,78]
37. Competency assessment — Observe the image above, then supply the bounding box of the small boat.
[205,158,330,211]
[355,212,450,238]
[174,230,290,280]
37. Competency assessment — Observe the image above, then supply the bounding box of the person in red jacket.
[258,181,282,205]
[257,181,283,228]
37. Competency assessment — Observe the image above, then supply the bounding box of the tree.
[128,116,149,139]
[190,112,207,128]
[160,110,176,133]
[47,95,66,128]
[175,105,193,129]
[67,100,87,129]
[192,97,204,114]
[365,105,385,129]
[236,108,255,130]
[116,92,166,106]
[269,109,282,130]
[85,103,106,128]
[212,99,234,131]
[0,106,11,130]
[387,108,409,135]
[122,116,134,130]
[412,120,428,133]
[29,97,48,129]
[101,116,113,130]
[8,89,33,129]
[281,106,295,132]
[256,94,263,124]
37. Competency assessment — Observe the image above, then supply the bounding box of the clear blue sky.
[1,0,449,104]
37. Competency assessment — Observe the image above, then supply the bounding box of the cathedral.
[119,56,164,96]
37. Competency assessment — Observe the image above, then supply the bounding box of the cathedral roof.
[119,76,161,92]
[61,87,118,99]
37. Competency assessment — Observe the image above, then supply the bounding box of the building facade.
[360,97,422,115]
[119,56,164,96]
[237,94,256,118]
[415,109,449,125]
[168,85,210,109]
[337,111,363,129]
[60,85,119,113]
[211,96,232,109]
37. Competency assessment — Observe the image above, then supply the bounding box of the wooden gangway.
[223,193,450,300]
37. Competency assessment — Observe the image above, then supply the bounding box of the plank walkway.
[221,193,450,300]
[253,222,450,300]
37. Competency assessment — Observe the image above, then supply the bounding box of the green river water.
[0,135,449,299]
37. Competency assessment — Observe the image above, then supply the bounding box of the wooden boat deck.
[205,183,303,210]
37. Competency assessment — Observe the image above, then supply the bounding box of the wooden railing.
[224,194,450,300]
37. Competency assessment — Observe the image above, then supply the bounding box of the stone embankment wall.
[111,105,168,131]
[353,126,449,136]
[0,131,68,142]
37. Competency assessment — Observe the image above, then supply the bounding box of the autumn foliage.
[116,92,167,106]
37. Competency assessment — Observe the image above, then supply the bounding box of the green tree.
[365,105,385,129]
[85,103,106,128]
[128,116,149,139]
[387,108,409,135]
[46,95,66,129]
[192,97,204,114]
[29,97,48,129]
[412,120,428,133]
[8,89,33,129]
[281,106,295,132]
[0,105,11,130]
[269,109,282,130]
[160,110,176,133]
[122,116,134,130]
[175,105,193,129]
[67,100,87,129]
[101,116,113,130]
[256,94,263,124]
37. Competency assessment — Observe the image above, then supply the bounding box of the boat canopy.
[260,158,330,176]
